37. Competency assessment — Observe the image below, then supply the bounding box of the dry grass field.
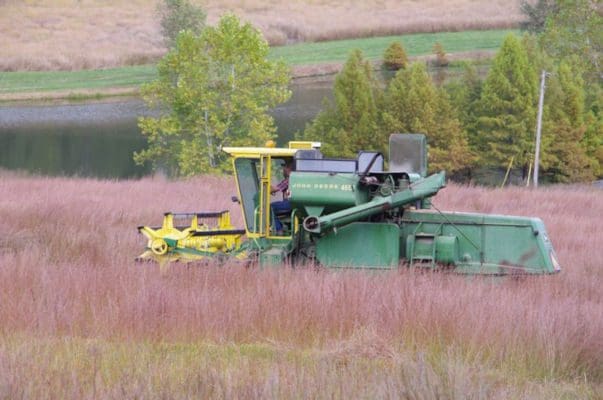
[0,0,524,71]
[0,171,601,398]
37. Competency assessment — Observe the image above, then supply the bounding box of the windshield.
[234,158,259,233]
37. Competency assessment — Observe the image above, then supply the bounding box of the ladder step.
[415,232,435,238]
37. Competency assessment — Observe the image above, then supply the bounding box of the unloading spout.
[303,171,446,234]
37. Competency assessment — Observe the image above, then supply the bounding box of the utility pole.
[533,70,548,188]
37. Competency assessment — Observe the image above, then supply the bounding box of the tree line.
[136,0,601,183]
[301,0,602,183]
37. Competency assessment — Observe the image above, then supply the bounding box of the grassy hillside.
[269,29,508,65]
[0,65,157,96]
[0,172,600,398]
[0,0,523,71]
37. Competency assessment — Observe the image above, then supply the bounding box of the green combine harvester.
[138,134,561,274]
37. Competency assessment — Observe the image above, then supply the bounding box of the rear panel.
[401,210,560,274]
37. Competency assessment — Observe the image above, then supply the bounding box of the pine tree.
[302,50,384,158]
[476,34,537,170]
[581,85,603,178]
[521,32,601,181]
[382,63,474,173]
[446,63,482,150]
[541,62,597,182]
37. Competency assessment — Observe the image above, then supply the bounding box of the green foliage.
[445,63,483,149]
[382,63,474,173]
[540,0,602,83]
[303,55,473,173]
[582,86,603,177]
[580,56,603,178]
[476,34,537,169]
[135,14,291,176]
[158,0,207,48]
[541,62,598,182]
[519,0,559,33]
[382,42,408,71]
[431,42,449,86]
[302,50,384,158]
[521,32,602,181]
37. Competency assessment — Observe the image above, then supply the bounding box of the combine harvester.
[138,134,561,274]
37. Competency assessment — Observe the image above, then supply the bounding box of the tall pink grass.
[0,172,601,396]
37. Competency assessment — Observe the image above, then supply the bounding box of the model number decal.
[292,183,353,191]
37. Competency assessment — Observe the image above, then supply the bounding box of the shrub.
[432,42,449,67]
[382,41,408,71]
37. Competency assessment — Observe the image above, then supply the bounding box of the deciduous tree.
[135,14,291,176]
[540,0,602,83]
[519,0,559,33]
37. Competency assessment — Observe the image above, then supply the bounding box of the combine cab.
[137,134,561,274]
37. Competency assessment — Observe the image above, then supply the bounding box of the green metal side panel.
[303,172,446,234]
[254,237,295,268]
[316,222,400,269]
[259,247,288,267]
[401,210,561,274]
[289,173,369,216]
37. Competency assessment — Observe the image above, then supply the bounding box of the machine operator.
[270,161,292,234]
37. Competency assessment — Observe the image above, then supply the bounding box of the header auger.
[137,134,561,274]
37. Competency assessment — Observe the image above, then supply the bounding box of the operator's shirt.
[275,178,289,199]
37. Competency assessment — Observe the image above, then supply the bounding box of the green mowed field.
[270,29,511,65]
[0,65,156,94]
[0,29,512,95]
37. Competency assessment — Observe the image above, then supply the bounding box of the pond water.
[0,78,333,179]
[0,67,487,179]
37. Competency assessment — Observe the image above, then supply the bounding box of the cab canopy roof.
[222,141,320,158]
